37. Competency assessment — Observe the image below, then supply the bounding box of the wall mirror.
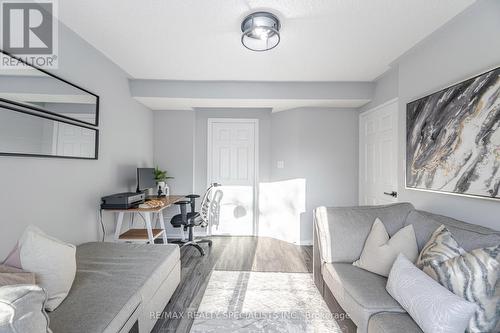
[0,104,98,159]
[0,51,99,126]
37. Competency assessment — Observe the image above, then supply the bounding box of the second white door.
[359,99,399,205]
[207,119,258,236]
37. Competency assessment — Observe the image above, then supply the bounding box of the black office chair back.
[169,183,221,256]
[171,184,220,229]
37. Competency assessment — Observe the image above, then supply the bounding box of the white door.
[359,99,399,205]
[207,119,258,236]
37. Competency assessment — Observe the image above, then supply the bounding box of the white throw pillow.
[387,254,477,333]
[19,226,76,311]
[353,218,418,276]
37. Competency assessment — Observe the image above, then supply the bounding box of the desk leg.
[154,213,160,229]
[144,213,154,244]
[158,210,168,244]
[114,212,124,242]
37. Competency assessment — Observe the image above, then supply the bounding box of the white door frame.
[207,118,259,235]
[359,98,399,205]
[359,98,398,118]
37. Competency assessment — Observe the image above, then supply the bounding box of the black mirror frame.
[0,102,99,160]
[0,50,100,127]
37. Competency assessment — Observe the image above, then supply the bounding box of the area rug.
[190,271,344,333]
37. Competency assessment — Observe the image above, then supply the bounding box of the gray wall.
[152,107,359,244]
[0,21,154,257]
[363,0,500,230]
[271,108,359,243]
[359,66,399,112]
[154,110,195,195]
[152,110,196,237]
[0,75,92,96]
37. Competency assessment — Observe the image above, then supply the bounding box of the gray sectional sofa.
[313,203,500,333]
[49,242,180,333]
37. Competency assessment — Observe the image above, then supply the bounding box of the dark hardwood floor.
[151,236,313,333]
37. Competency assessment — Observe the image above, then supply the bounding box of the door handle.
[384,191,398,198]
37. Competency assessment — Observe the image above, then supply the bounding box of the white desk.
[104,195,184,243]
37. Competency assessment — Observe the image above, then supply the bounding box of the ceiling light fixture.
[241,12,281,52]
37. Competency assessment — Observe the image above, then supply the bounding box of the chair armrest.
[313,203,415,263]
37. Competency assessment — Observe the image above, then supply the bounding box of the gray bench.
[313,203,500,333]
[49,242,180,333]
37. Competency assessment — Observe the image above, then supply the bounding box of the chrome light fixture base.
[241,12,281,52]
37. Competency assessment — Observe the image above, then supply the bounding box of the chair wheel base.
[181,241,205,256]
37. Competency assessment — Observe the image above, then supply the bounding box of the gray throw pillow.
[416,224,464,267]
[0,284,51,333]
[417,225,500,332]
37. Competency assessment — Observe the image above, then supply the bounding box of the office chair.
[170,183,221,256]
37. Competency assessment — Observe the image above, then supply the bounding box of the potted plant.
[154,166,174,197]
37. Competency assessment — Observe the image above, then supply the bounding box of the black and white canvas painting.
[406,67,500,200]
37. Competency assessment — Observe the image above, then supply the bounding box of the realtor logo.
[0,0,58,68]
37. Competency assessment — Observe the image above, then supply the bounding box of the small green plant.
[154,166,174,183]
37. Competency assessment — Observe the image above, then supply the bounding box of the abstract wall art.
[406,66,500,200]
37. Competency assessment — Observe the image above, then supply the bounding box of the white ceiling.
[59,0,475,82]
